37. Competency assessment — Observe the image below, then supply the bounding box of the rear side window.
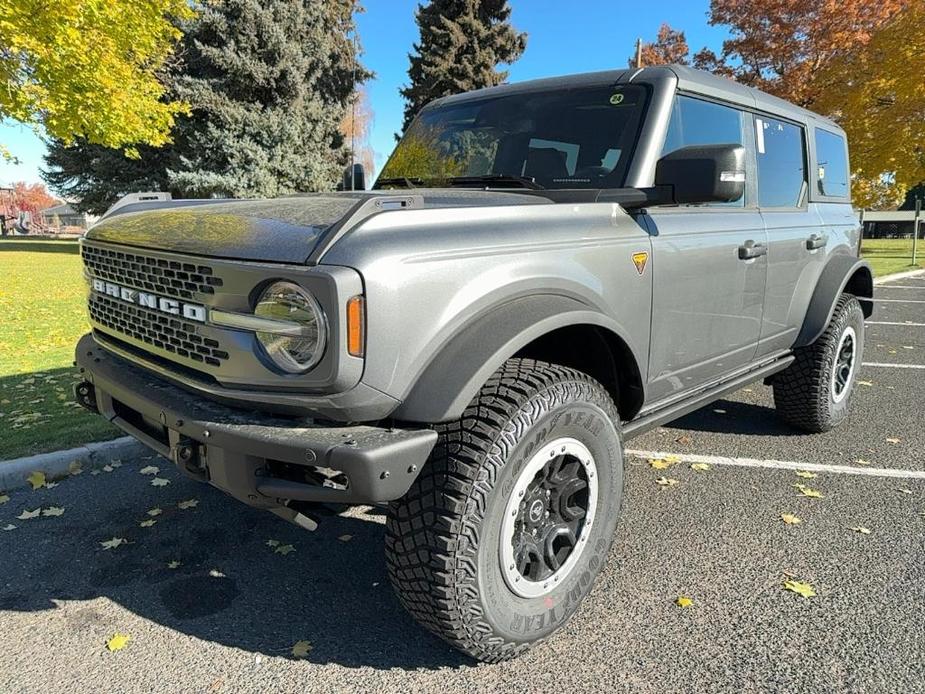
[815,129,849,198]
[662,95,746,206]
[756,116,807,207]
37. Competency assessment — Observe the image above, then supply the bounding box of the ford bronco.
[74,65,872,662]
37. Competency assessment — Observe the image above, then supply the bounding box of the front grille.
[82,244,223,300]
[89,294,229,366]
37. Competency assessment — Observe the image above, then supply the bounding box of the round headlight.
[254,281,326,373]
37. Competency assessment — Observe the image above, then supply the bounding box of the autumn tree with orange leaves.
[630,23,690,67]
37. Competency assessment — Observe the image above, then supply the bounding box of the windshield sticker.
[609,92,625,105]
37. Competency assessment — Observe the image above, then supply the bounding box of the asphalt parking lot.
[2,273,924,693]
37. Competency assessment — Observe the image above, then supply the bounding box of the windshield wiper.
[374,177,421,189]
[448,175,544,190]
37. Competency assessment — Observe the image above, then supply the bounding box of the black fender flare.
[392,294,644,423]
[794,255,873,348]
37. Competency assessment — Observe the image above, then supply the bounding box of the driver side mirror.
[654,144,746,205]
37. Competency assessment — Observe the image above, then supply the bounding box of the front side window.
[378,84,650,189]
[815,128,849,198]
[756,116,807,207]
[661,95,746,207]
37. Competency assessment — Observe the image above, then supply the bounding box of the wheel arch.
[392,294,646,423]
[794,255,873,348]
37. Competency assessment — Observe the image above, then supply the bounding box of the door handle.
[738,240,767,260]
[806,234,828,250]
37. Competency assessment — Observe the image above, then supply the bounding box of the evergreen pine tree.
[43,0,370,213]
[399,0,526,133]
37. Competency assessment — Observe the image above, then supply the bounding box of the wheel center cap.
[528,499,545,523]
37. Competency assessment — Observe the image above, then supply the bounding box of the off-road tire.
[773,293,865,432]
[385,358,624,663]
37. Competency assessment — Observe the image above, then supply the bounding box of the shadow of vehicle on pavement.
[0,460,469,671]
[663,398,802,437]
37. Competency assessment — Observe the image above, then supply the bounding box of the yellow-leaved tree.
[814,3,925,209]
[0,0,193,160]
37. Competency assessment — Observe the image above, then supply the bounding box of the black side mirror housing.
[340,163,366,191]
[654,144,746,205]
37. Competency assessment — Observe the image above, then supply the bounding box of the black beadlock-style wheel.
[385,358,624,663]
[773,293,865,433]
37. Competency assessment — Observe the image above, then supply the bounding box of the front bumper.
[74,333,436,509]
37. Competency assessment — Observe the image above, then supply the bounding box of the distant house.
[39,202,96,230]
[862,210,923,239]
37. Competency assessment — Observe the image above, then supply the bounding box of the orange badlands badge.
[632,251,649,275]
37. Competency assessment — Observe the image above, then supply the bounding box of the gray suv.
[74,65,872,662]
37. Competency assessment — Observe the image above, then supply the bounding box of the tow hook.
[74,381,98,413]
[173,436,208,481]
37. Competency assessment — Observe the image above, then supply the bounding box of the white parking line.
[867,321,925,327]
[627,450,925,480]
[861,362,925,370]
[872,299,925,303]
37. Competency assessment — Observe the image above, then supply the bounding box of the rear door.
[752,114,824,356]
[643,95,767,404]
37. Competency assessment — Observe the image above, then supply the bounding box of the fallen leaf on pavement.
[100,537,127,550]
[783,580,816,598]
[177,499,199,510]
[896,488,913,495]
[209,569,226,578]
[796,486,823,499]
[102,465,114,473]
[110,460,122,468]
[106,634,130,652]
[849,526,871,534]
[0,494,8,505]
[338,534,353,542]
[68,461,83,476]
[16,508,40,520]
[150,478,170,487]
[854,459,872,466]
[857,380,873,387]
[42,507,65,517]
[649,458,676,470]
[713,408,726,414]
[795,470,818,479]
[291,640,313,658]
[26,471,46,490]
[139,519,156,528]
[2,524,16,531]
[886,438,901,444]
[675,435,693,445]
[266,539,280,547]
[275,544,296,555]
[690,463,711,471]
[147,508,162,517]
[675,596,693,608]
[167,560,181,569]
[655,477,679,487]
[45,482,58,489]
[781,513,802,525]
[139,466,159,476]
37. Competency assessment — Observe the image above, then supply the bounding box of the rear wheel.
[773,293,865,432]
[385,358,624,662]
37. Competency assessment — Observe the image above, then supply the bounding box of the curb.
[873,268,925,285]
[0,436,144,493]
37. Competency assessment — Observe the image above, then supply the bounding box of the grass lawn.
[861,237,923,278]
[0,238,119,460]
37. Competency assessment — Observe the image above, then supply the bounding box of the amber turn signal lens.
[346,295,365,357]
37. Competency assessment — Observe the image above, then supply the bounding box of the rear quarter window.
[815,128,849,198]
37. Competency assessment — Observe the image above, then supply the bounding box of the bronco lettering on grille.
[91,279,207,322]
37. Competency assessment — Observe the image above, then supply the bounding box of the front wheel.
[385,359,624,662]
[773,293,865,432]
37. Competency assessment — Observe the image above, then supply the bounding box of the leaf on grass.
[690,463,711,472]
[291,640,313,658]
[139,466,159,476]
[266,539,280,547]
[177,499,199,510]
[781,513,802,525]
[16,508,40,520]
[150,478,170,487]
[275,544,296,555]
[795,470,818,479]
[783,580,816,598]
[139,519,156,528]
[337,534,353,542]
[0,494,8,505]
[147,508,162,517]
[42,507,65,517]
[2,524,16,531]
[100,537,126,550]
[106,634,130,652]
[26,471,46,490]
[167,560,181,569]
[675,596,693,608]
[849,526,871,534]
[655,477,679,487]
[68,461,83,476]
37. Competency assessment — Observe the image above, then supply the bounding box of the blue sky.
[1,0,728,190]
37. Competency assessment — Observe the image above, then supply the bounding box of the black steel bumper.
[74,333,436,509]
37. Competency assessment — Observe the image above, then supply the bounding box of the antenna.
[350,5,358,191]
[635,38,643,69]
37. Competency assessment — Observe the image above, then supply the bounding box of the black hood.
[86,190,548,264]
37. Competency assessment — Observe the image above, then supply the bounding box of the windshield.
[377,84,650,190]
